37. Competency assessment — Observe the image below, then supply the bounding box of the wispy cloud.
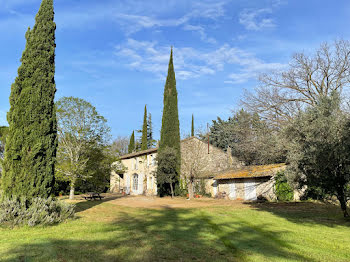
[115,39,286,82]
[239,8,276,31]
[111,0,228,38]
[225,59,286,84]
[183,24,216,44]
[113,13,188,35]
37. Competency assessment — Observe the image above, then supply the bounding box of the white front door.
[229,182,236,200]
[244,180,257,201]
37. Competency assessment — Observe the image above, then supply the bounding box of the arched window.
[133,174,138,191]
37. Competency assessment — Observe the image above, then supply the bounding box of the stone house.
[110,148,158,195]
[110,137,235,195]
[110,137,285,200]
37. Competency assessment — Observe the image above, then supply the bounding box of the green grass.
[0,199,350,262]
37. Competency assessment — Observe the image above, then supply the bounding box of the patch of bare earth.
[106,195,250,209]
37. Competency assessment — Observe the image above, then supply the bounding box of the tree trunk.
[170,183,174,198]
[188,179,194,199]
[69,182,75,200]
[337,189,349,217]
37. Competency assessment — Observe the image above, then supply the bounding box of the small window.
[135,157,138,170]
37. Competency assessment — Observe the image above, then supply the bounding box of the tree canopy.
[128,131,135,154]
[141,105,148,151]
[56,96,110,200]
[242,40,350,127]
[2,0,57,199]
[155,147,178,198]
[285,92,350,217]
[208,109,285,165]
[158,48,181,195]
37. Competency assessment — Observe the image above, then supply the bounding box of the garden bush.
[0,197,75,227]
[275,171,294,201]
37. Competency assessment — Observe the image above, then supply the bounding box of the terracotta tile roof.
[120,137,204,160]
[214,164,286,180]
[120,148,158,160]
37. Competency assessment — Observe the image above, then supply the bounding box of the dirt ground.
[94,193,250,209]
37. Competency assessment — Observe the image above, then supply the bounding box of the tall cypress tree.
[141,105,148,150]
[159,48,181,173]
[128,131,135,153]
[147,113,155,148]
[2,0,57,199]
[191,114,194,137]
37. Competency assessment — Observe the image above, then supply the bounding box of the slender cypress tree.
[191,114,194,137]
[147,113,155,148]
[128,131,135,153]
[159,48,181,173]
[2,0,57,199]
[141,105,148,150]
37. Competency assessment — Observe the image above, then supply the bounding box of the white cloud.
[239,8,276,31]
[115,39,286,82]
[112,0,228,37]
[226,60,286,84]
[183,24,216,44]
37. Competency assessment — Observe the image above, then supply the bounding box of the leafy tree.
[159,48,181,195]
[242,40,350,127]
[141,105,148,150]
[2,0,57,199]
[78,144,118,193]
[181,138,209,199]
[208,109,285,165]
[285,92,350,217]
[155,147,178,198]
[56,97,110,200]
[111,136,129,156]
[191,114,194,137]
[128,131,135,153]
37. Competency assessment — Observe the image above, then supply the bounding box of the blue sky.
[1,0,350,140]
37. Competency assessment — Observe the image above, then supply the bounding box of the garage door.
[244,180,257,201]
[229,182,236,200]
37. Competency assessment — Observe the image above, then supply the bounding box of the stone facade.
[215,177,276,201]
[111,137,238,196]
[180,137,241,177]
[110,148,158,196]
[110,137,285,201]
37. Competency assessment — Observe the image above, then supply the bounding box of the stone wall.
[180,137,241,178]
[111,137,242,196]
[216,177,277,200]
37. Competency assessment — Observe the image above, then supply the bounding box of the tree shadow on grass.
[73,194,125,213]
[3,207,317,262]
[245,201,350,227]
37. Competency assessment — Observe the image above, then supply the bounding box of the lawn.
[0,196,350,262]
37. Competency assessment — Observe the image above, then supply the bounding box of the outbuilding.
[213,164,286,201]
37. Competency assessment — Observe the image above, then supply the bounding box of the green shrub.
[0,197,75,227]
[275,171,294,201]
